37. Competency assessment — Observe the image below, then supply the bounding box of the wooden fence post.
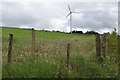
[8,34,13,64]
[32,28,35,55]
[102,33,108,58]
[67,43,70,68]
[95,34,101,63]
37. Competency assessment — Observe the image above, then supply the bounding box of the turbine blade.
[68,5,71,12]
[65,12,71,18]
[72,12,80,14]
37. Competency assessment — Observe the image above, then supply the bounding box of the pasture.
[2,27,118,78]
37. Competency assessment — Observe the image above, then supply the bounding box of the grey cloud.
[2,2,67,28]
[2,2,40,26]
[72,11,117,31]
[66,2,118,32]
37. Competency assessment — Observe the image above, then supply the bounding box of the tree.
[85,30,99,35]
[72,30,84,34]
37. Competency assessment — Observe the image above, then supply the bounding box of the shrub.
[107,28,118,63]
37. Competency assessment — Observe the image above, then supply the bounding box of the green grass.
[2,27,118,78]
[2,27,94,38]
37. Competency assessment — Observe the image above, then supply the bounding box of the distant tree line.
[72,30,99,35]
[40,29,100,34]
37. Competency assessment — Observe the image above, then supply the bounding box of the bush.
[107,28,118,63]
[85,30,99,35]
[72,30,84,34]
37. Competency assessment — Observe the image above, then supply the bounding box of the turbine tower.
[66,5,79,33]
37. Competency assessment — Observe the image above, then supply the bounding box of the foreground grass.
[2,27,118,78]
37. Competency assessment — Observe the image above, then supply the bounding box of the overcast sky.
[0,0,119,33]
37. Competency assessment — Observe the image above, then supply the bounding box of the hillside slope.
[2,27,94,38]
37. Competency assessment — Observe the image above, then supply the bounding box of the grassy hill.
[1,27,118,78]
[2,27,94,38]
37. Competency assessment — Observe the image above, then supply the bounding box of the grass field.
[1,27,118,78]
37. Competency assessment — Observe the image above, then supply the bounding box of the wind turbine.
[66,5,79,33]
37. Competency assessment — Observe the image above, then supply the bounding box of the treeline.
[20,28,100,35]
[72,30,99,35]
[40,29,100,35]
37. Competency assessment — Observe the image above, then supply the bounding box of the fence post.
[95,34,101,63]
[32,28,35,55]
[67,43,70,68]
[102,33,108,58]
[8,34,13,64]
